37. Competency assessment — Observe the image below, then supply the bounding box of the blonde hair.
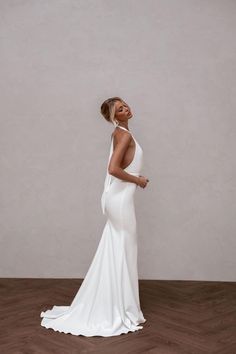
[100,96,126,126]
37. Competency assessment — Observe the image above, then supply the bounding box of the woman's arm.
[108,131,139,184]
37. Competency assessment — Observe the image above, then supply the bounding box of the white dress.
[40,125,146,337]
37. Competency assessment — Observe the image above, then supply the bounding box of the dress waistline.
[105,172,139,191]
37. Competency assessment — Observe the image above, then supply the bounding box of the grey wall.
[0,0,235,280]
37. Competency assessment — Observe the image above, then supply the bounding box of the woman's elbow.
[108,166,118,175]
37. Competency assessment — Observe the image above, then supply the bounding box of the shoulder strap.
[116,125,132,136]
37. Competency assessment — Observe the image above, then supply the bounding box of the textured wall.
[0,0,235,280]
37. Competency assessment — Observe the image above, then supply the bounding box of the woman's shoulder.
[111,127,131,139]
[111,128,132,149]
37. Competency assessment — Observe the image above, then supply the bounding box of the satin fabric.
[40,125,146,337]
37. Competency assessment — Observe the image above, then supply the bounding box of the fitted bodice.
[101,125,143,214]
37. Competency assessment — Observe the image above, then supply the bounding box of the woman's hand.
[136,176,149,188]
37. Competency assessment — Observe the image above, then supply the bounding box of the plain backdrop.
[0,0,235,280]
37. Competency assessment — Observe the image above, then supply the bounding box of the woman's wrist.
[135,176,140,185]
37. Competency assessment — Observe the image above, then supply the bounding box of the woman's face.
[114,100,133,122]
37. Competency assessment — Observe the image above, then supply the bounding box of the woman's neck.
[117,122,129,130]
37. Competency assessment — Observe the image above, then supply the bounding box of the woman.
[40,97,149,337]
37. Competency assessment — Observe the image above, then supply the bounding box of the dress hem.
[40,318,147,337]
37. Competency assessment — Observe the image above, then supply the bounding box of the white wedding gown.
[40,125,146,337]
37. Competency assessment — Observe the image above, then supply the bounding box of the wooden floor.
[0,279,236,354]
